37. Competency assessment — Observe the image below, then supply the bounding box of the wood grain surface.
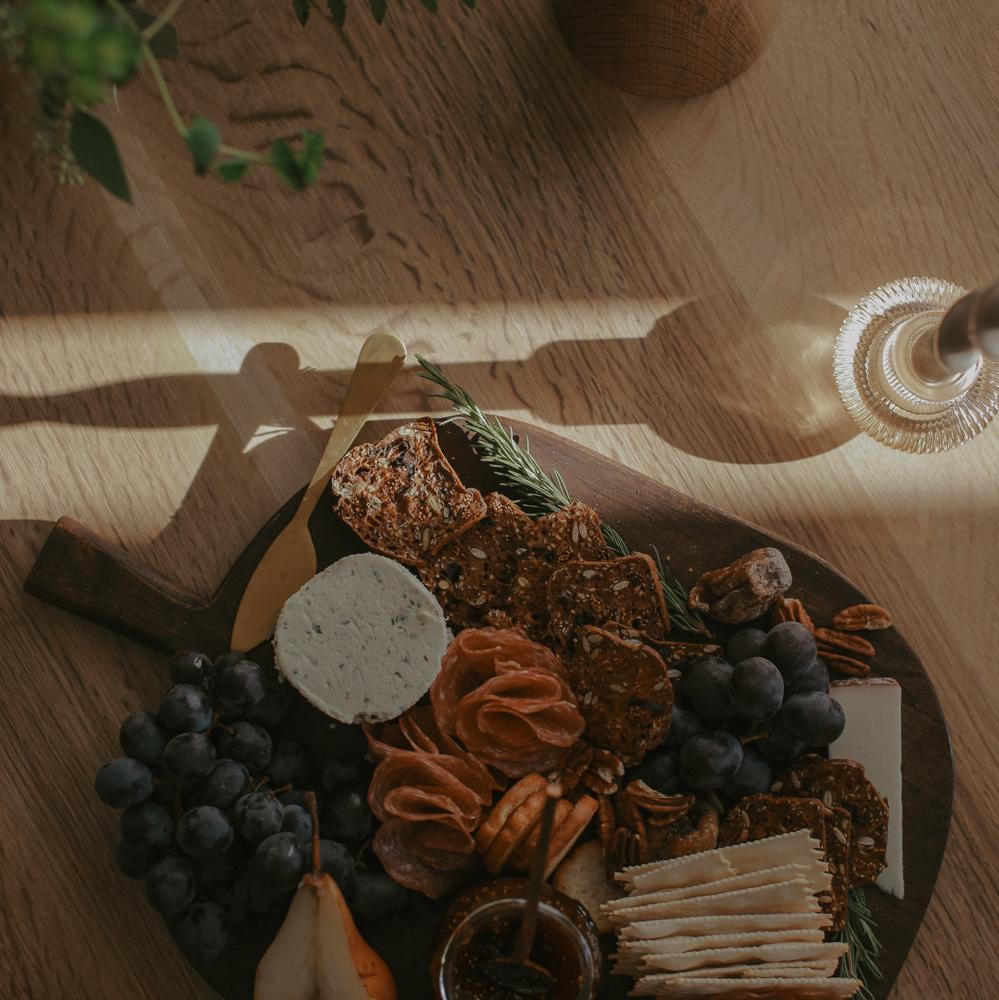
[0,1,997,998]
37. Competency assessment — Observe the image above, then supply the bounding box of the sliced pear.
[255,873,396,1000]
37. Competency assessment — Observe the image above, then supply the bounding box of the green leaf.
[327,0,346,25]
[215,158,250,182]
[69,108,131,202]
[292,0,311,25]
[185,115,220,175]
[460,0,476,6]
[298,130,324,187]
[124,4,179,58]
[420,0,438,10]
[368,0,387,23]
[269,131,324,191]
[269,138,301,190]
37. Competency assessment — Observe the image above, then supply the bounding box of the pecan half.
[832,603,892,631]
[819,650,871,677]
[552,742,624,797]
[689,547,792,624]
[815,627,875,658]
[770,596,814,632]
[624,781,696,827]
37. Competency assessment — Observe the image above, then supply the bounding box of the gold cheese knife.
[229,332,407,652]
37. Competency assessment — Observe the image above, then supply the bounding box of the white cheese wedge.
[274,553,447,724]
[829,678,904,899]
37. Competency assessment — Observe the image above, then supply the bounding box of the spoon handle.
[295,332,407,523]
[511,784,562,965]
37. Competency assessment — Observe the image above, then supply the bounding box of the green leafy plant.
[416,356,711,636]
[0,0,476,201]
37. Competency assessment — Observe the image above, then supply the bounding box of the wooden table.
[1,1,996,996]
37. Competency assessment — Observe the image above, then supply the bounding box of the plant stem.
[219,143,268,164]
[141,0,184,42]
[141,39,186,136]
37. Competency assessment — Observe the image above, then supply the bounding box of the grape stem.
[305,790,321,880]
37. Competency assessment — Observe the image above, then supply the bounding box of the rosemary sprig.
[416,356,709,636]
[833,888,882,1000]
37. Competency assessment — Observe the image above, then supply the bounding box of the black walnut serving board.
[25,419,952,1000]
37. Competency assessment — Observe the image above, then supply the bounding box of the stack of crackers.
[604,831,861,998]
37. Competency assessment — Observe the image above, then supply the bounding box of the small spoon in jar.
[480,784,562,996]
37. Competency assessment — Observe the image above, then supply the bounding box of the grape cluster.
[628,621,844,804]
[95,649,405,964]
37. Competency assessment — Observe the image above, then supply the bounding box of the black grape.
[721,748,774,798]
[119,712,168,766]
[678,657,735,722]
[627,749,682,795]
[725,628,768,666]
[175,902,229,963]
[176,806,234,858]
[731,657,784,721]
[194,759,250,809]
[319,840,356,897]
[678,731,744,792]
[253,832,307,893]
[216,660,267,714]
[159,684,213,734]
[213,650,245,672]
[321,787,373,846]
[756,716,806,768]
[780,692,846,747]
[764,622,817,684]
[321,754,371,792]
[246,685,292,728]
[281,804,313,846]
[233,791,284,846]
[350,870,409,922]
[121,801,174,854]
[95,758,154,808]
[786,657,830,696]
[163,732,217,780]
[170,650,215,691]
[196,843,244,887]
[662,701,703,750]
[146,855,198,916]
[266,741,312,786]
[218,722,273,774]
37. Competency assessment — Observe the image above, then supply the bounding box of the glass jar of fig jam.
[431,878,601,1000]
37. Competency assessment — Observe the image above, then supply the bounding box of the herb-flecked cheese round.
[274,553,448,724]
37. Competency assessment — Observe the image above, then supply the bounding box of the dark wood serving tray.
[24,418,952,1000]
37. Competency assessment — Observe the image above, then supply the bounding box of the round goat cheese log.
[275,553,448,724]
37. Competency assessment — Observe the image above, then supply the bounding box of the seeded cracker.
[505,501,611,639]
[419,492,534,628]
[717,794,847,930]
[547,553,671,647]
[773,754,888,888]
[331,419,486,566]
[566,626,673,765]
[822,806,852,932]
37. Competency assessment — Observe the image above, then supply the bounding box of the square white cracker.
[620,912,831,941]
[609,878,818,924]
[640,977,862,998]
[640,940,847,973]
[606,862,830,914]
[620,830,821,892]
[616,927,825,957]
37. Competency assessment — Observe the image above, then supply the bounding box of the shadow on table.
[2,299,855,595]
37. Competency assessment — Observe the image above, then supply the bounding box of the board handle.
[24,517,221,654]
